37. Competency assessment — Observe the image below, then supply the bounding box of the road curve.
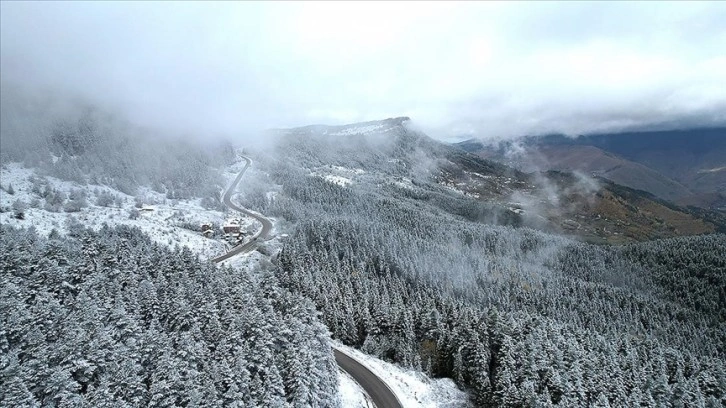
[334,349,402,408]
[211,156,273,263]
[211,156,401,408]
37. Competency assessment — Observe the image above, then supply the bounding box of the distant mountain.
[462,142,693,202]
[259,118,725,244]
[456,128,726,210]
[273,116,411,137]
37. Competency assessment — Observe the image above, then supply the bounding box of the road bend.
[211,155,402,408]
[210,156,272,262]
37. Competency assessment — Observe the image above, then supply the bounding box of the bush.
[44,202,63,213]
[12,199,26,219]
[64,189,88,212]
[201,195,225,211]
[28,176,46,196]
[96,191,116,207]
[63,200,83,212]
[44,190,65,211]
[48,228,61,239]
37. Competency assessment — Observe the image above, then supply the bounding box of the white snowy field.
[323,121,403,137]
[326,123,387,136]
[0,162,255,261]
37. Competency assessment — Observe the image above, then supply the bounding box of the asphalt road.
[335,349,402,408]
[211,156,273,263]
[211,155,402,408]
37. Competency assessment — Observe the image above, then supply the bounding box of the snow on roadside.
[338,369,372,408]
[333,342,471,408]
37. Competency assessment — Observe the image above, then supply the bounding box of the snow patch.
[329,165,365,175]
[309,165,363,187]
[388,176,415,190]
[338,369,372,408]
[698,166,726,173]
[324,175,353,187]
[326,124,386,136]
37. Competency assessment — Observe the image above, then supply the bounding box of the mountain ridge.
[264,118,725,244]
[455,127,726,210]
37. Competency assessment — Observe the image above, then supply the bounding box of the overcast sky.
[2,1,725,140]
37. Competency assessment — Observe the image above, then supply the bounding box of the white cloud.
[1,1,724,140]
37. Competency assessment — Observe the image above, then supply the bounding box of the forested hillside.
[2,115,724,407]
[238,120,726,407]
[0,224,340,407]
[0,86,233,199]
[3,1,725,407]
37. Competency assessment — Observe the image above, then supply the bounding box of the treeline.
[0,225,340,407]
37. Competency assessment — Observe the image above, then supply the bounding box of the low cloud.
[2,2,724,140]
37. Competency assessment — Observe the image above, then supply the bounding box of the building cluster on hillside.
[200,217,248,245]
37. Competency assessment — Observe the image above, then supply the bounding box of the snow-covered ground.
[338,369,373,408]
[323,120,405,137]
[310,164,366,187]
[388,176,417,191]
[323,175,353,187]
[325,123,386,136]
[0,162,256,261]
[334,342,471,408]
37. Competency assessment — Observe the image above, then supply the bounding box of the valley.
[3,2,725,406]
[457,128,726,211]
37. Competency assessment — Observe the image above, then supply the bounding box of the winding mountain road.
[210,156,272,262]
[211,155,402,408]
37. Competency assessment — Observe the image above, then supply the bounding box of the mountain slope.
[319,124,726,243]
[4,113,725,407]
[277,119,726,244]
[0,86,235,200]
[467,143,692,201]
[236,118,726,406]
[457,128,726,209]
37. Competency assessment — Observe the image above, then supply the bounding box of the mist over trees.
[0,85,235,200]
[243,123,725,407]
[2,1,725,406]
